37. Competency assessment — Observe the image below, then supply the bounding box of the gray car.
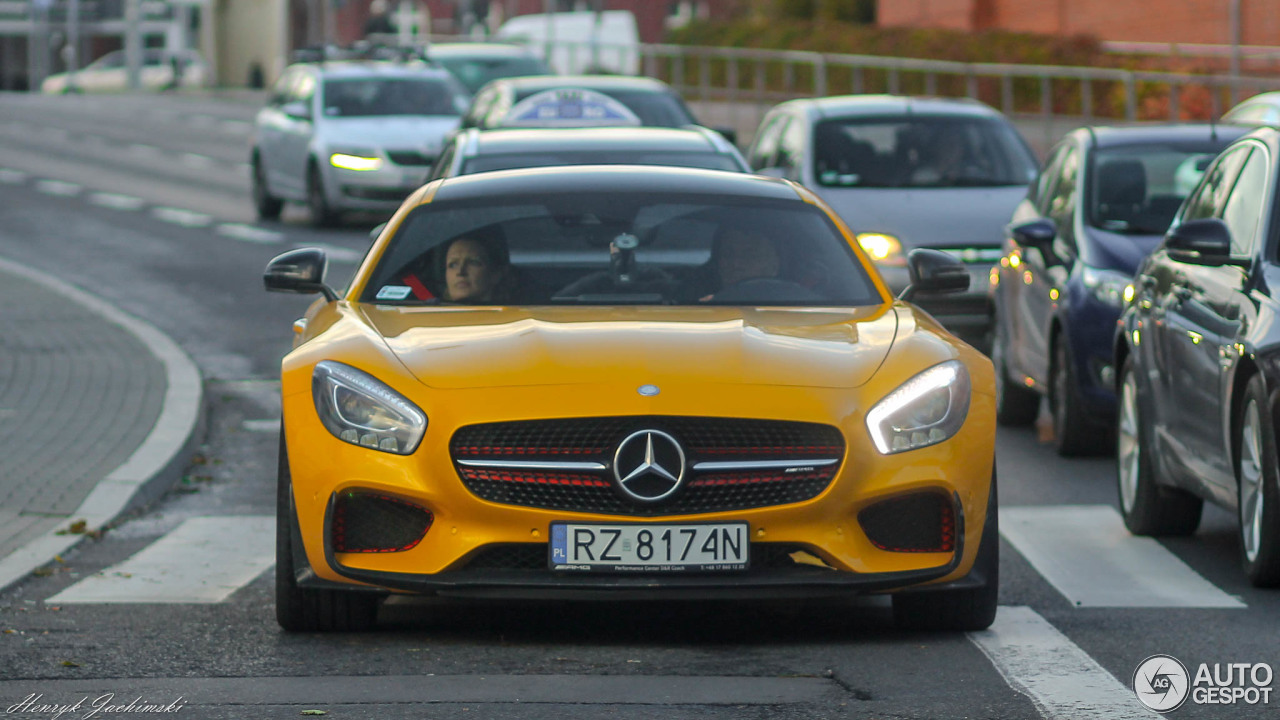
[251,59,471,226]
[747,95,1040,348]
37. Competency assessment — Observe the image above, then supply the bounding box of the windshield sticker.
[376,285,413,300]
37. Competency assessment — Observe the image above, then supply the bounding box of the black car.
[993,124,1246,455]
[1114,126,1280,586]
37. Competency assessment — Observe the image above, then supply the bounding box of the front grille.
[460,543,823,571]
[386,151,435,166]
[451,417,845,515]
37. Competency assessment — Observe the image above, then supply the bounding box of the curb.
[0,256,205,593]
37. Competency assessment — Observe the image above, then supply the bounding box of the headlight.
[856,233,906,267]
[866,361,971,455]
[329,150,383,171]
[1081,266,1131,308]
[312,361,426,455]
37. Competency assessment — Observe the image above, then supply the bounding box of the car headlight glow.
[866,361,971,455]
[312,361,426,455]
[856,233,907,267]
[329,151,383,171]
[1082,265,1131,308]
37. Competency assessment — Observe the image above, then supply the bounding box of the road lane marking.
[179,152,215,167]
[47,516,274,604]
[129,143,161,155]
[241,419,280,433]
[152,207,213,228]
[1000,505,1245,608]
[88,192,146,211]
[215,223,284,244]
[35,179,82,197]
[0,168,28,184]
[970,606,1159,720]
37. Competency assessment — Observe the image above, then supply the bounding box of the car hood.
[360,305,898,389]
[318,116,461,153]
[1081,227,1165,274]
[814,186,1028,249]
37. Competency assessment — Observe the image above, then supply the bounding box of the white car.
[250,59,471,226]
[41,49,207,94]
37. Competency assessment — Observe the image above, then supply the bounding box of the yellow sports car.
[264,165,997,632]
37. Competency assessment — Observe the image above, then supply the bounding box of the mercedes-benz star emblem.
[637,384,660,396]
[612,430,686,503]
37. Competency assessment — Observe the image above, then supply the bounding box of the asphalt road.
[0,92,1277,720]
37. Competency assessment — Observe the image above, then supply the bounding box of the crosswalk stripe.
[216,223,284,244]
[0,168,28,184]
[152,206,213,228]
[47,516,274,604]
[302,243,365,264]
[970,606,1159,720]
[35,179,82,197]
[88,192,146,211]
[1000,505,1244,608]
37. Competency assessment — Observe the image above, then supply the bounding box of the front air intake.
[331,492,433,553]
[858,492,955,553]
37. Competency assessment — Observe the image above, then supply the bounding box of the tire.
[251,156,284,221]
[1049,334,1109,456]
[1116,356,1202,536]
[276,434,380,632]
[992,311,1039,426]
[1235,374,1280,587]
[306,162,340,228]
[893,469,999,632]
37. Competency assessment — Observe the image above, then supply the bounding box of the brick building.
[878,0,1280,47]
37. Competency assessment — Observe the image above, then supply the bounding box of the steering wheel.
[554,266,679,300]
[708,277,821,304]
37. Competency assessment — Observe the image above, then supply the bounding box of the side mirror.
[1164,218,1238,266]
[1009,219,1056,249]
[899,249,969,301]
[282,101,311,121]
[264,247,338,301]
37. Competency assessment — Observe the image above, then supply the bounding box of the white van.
[495,10,640,76]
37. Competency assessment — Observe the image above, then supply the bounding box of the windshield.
[462,152,744,174]
[813,116,1039,189]
[512,88,696,127]
[1087,144,1222,235]
[362,192,880,307]
[438,56,550,94]
[321,77,468,117]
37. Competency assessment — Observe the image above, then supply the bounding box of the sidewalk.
[0,256,202,592]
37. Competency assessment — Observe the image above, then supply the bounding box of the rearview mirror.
[264,247,338,300]
[899,249,969,301]
[282,101,311,121]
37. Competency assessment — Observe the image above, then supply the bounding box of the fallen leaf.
[54,555,65,564]
[299,711,326,716]
[61,660,80,667]
[32,568,54,577]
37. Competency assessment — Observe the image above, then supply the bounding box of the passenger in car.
[697,224,782,301]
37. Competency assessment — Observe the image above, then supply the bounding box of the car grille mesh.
[451,417,844,515]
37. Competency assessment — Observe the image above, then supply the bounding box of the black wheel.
[1235,374,1280,587]
[251,155,283,221]
[1049,334,1109,456]
[1116,356,1202,536]
[306,162,340,228]
[893,469,999,632]
[992,310,1039,426]
[276,434,380,632]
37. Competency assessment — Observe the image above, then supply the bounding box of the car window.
[1031,143,1069,210]
[510,87,696,127]
[748,114,786,171]
[461,151,745,175]
[1181,145,1252,222]
[1044,145,1079,223]
[321,77,467,117]
[462,87,498,128]
[1087,143,1228,235]
[361,192,880,307]
[778,117,806,180]
[437,56,551,94]
[269,69,295,106]
[428,142,458,182]
[811,115,1038,189]
[1221,146,1270,256]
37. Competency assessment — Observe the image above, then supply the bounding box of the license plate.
[550,522,749,572]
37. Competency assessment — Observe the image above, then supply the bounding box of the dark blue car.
[990,124,1247,455]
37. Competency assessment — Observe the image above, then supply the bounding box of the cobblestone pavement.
[0,256,201,589]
